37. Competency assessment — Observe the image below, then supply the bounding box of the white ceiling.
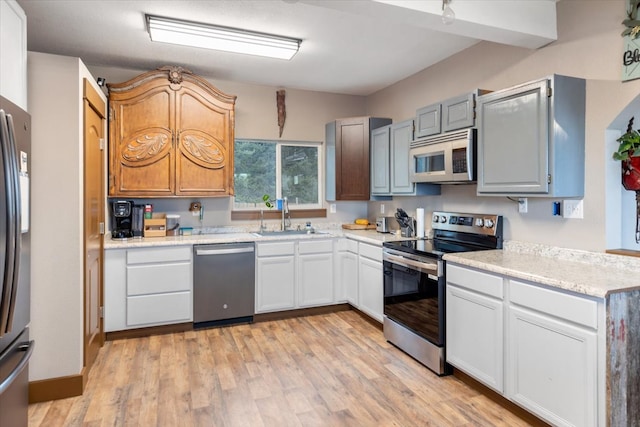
[16,0,558,96]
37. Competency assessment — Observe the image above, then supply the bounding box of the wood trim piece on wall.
[29,369,87,403]
[231,208,326,221]
[606,249,640,258]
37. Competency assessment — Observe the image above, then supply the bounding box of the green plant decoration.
[262,194,275,208]
[613,117,640,243]
[622,0,640,38]
[613,117,640,161]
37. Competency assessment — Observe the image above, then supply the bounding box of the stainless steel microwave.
[409,128,476,183]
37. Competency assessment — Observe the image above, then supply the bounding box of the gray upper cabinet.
[390,119,416,194]
[415,90,487,139]
[371,119,440,197]
[415,103,441,138]
[476,75,585,197]
[442,92,476,132]
[371,125,391,195]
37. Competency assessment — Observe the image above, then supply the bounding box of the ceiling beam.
[304,0,557,49]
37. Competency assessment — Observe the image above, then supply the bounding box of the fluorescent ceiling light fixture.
[146,15,301,60]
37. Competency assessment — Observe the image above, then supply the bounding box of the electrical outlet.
[563,199,584,219]
[330,204,336,214]
[518,198,528,213]
[380,204,385,214]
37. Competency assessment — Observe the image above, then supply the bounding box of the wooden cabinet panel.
[108,66,236,197]
[336,118,371,200]
[326,116,391,201]
[175,85,233,196]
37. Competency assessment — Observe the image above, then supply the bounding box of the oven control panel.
[431,211,502,236]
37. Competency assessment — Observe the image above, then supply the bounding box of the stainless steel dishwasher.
[193,242,255,327]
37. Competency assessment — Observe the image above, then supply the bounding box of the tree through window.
[234,139,321,209]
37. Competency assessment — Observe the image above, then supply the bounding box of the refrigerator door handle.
[0,110,16,337]
[3,113,22,333]
[0,340,34,396]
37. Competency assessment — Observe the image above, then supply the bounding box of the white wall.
[28,52,107,381]
[364,0,640,252]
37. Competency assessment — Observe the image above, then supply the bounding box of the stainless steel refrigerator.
[0,95,34,427]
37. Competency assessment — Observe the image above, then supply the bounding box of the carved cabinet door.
[109,83,175,196]
[175,82,234,196]
[108,66,236,197]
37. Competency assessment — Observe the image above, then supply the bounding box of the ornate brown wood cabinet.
[107,66,237,197]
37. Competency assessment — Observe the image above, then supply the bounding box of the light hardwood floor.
[29,311,544,426]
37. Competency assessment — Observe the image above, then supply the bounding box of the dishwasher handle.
[195,246,254,256]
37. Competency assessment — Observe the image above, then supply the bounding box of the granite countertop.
[103,229,410,249]
[444,241,640,298]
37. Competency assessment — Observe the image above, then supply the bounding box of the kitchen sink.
[254,230,328,236]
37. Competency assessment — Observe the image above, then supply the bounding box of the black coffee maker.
[111,200,135,239]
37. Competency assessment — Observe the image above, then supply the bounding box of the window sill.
[231,208,327,221]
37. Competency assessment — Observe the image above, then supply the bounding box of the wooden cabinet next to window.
[326,116,391,201]
[108,66,237,197]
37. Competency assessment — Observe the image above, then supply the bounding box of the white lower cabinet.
[255,239,335,313]
[358,242,383,322]
[298,240,334,307]
[507,280,598,427]
[104,246,193,332]
[446,263,601,427]
[255,242,296,313]
[340,239,359,305]
[446,264,504,393]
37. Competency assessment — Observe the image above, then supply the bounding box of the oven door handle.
[384,253,438,274]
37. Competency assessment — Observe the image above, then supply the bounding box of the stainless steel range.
[382,211,503,375]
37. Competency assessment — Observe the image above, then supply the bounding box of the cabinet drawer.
[127,246,191,264]
[359,242,382,262]
[509,279,598,329]
[339,238,359,253]
[127,292,191,326]
[257,242,295,257]
[298,239,333,254]
[127,262,192,295]
[447,264,503,299]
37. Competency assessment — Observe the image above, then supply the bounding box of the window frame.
[232,138,324,213]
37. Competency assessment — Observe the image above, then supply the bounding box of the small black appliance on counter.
[111,200,137,239]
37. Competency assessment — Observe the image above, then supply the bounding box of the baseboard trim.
[105,322,193,341]
[253,303,351,323]
[29,371,86,403]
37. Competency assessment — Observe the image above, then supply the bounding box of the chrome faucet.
[282,197,291,231]
[259,209,267,233]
